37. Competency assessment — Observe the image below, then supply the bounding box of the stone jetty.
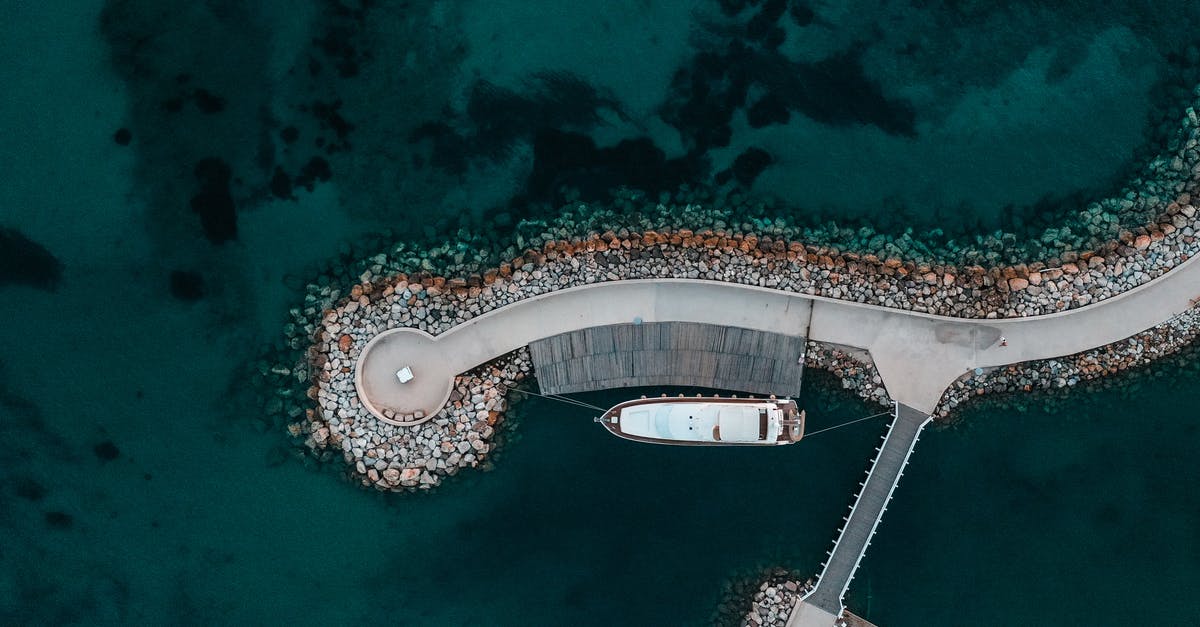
[286,184,1200,490]
[297,347,530,490]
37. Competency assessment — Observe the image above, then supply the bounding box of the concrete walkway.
[357,254,1200,418]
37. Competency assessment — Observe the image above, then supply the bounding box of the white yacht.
[595,395,804,446]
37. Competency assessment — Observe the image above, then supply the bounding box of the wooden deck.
[529,322,806,397]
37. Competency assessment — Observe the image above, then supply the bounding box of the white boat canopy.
[717,406,761,442]
[617,402,781,443]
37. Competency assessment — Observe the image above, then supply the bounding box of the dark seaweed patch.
[310,1,373,79]
[192,89,226,114]
[662,39,916,147]
[161,97,184,113]
[169,270,205,301]
[93,440,121,462]
[413,72,624,178]
[716,147,774,188]
[785,49,917,136]
[746,0,787,42]
[788,1,815,26]
[270,167,294,199]
[747,92,791,128]
[189,158,237,244]
[14,476,46,501]
[294,157,332,192]
[44,511,73,529]
[0,227,63,291]
[310,100,354,151]
[113,128,132,145]
[522,129,701,205]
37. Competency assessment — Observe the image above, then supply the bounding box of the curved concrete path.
[357,255,1200,419]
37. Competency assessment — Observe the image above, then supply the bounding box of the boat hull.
[596,395,804,446]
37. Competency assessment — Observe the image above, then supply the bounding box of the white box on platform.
[395,366,414,383]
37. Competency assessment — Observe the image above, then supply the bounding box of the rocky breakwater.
[938,305,1200,417]
[804,343,891,408]
[294,203,1200,491]
[295,315,531,490]
[710,568,812,627]
[741,578,810,627]
[798,305,1200,422]
[275,86,1200,493]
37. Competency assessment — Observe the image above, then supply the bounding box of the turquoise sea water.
[3,1,1200,625]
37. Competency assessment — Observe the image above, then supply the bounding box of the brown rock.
[1028,271,1042,285]
[338,334,353,353]
[1062,262,1080,274]
[1008,277,1029,291]
[884,257,902,269]
[1134,234,1151,249]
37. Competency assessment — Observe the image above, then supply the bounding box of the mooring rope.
[803,410,893,437]
[503,386,608,412]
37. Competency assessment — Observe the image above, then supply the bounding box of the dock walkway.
[356,252,1200,422]
[790,404,932,623]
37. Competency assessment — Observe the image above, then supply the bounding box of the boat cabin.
[597,396,804,446]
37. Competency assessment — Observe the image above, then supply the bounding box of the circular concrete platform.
[354,328,456,425]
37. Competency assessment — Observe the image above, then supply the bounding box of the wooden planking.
[530,322,805,397]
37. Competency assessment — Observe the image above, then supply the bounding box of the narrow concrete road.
[357,253,1200,418]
